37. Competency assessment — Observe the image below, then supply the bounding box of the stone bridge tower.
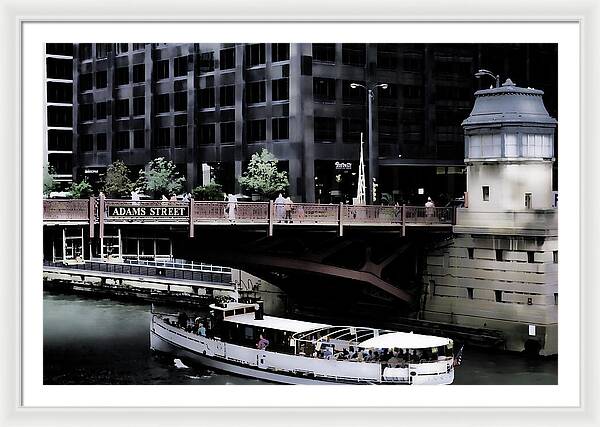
[422,78,558,355]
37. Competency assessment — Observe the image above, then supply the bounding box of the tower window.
[467,288,474,299]
[272,117,289,140]
[155,59,169,80]
[272,43,289,62]
[495,249,503,261]
[494,290,502,302]
[482,186,490,201]
[553,251,558,263]
[174,56,188,77]
[525,192,532,209]
[220,48,235,70]
[527,251,536,263]
[245,44,265,67]
[133,64,145,83]
[467,248,474,259]
[220,85,235,107]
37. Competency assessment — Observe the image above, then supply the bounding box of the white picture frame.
[2,0,599,425]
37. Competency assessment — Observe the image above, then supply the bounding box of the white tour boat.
[150,301,456,385]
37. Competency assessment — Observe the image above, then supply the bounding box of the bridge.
[43,197,454,238]
[43,198,455,306]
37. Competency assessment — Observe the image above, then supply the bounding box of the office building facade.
[45,43,74,190]
[68,43,557,203]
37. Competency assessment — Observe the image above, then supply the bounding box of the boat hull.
[151,330,348,385]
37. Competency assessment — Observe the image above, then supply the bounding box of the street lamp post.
[350,82,388,204]
[474,69,500,88]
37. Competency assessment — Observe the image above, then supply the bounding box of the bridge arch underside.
[171,227,451,312]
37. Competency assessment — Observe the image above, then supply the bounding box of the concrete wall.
[422,233,558,355]
[466,161,553,211]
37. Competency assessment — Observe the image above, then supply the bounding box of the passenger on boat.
[323,345,333,360]
[177,312,189,329]
[256,334,269,350]
[198,324,206,337]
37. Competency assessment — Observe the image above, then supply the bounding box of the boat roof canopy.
[358,332,451,349]
[224,313,331,334]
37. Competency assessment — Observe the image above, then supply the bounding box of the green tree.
[193,181,224,201]
[103,160,134,198]
[238,149,289,199]
[68,179,93,199]
[43,163,56,196]
[137,157,185,198]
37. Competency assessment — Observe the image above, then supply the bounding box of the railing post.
[401,204,406,237]
[338,202,344,237]
[189,198,195,238]
[268,201,274,236]
[89,197,95,238]
[99,193,105,239]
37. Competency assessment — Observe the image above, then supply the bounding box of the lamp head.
[350,83,359,89]
[380,83,388,90]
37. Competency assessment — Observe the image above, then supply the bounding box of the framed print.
[1,0,599,426]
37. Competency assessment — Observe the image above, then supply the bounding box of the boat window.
[244,326,254,340]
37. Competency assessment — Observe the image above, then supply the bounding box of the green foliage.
[68,179,93,199]
[43,163,56,196]
[238,149,289,199]
[103,160,134,198]
[137,157,185,198]
[193,181,224,201]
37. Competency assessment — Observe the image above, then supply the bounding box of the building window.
[154,128,170,148]
[377,44,398,70]
[342,44,366,66]
[174,56,188,77]
[467,287,474,299]
[198,52,214,73]
[272,117,289,140]
[482,186,490,201]
[174,91,187,111]
[272,78,289,101]
[175,126,187,147]
[554,293,558,305]
[155,94,170,114]
[494,290,503,302]
[133,96,145,116]
[272,43,289,62]
[312,43,335,63]
[245,44,266,67]
[247,81,266,104]
[198,88,215,109]
[220,122,235,144]
[553,251,558,263]
[527,251,536,263]
[155,59,169,80]
[313,78,336,103]
[467,248,474,259]
[378,114,398,144]
[96,133,107,151]
[116,67,129,86]
[115,99,129,118]
[134,130,145,149]
[133,64,145,83]
[96,44,111,59]
[80,134,93,152]
[95,71,107,89]
[314,117,336,143]
[95,102,107,120]
[220,48,235,70]
[132,43,145,51]
[116,43,128,55]
[495,249,503,261]
[79,73,92,92]
[342,80,366,104]
[116,131,129,151]
[79,104,93,122]
[343,117,366,143]
[199,124,215,145]
[79,43,92,60]
[525,192,532,209]
[47,129,72,151]
[220,85,235,107]
[247,119,266,142]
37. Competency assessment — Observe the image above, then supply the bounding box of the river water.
[43,290,557,385]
